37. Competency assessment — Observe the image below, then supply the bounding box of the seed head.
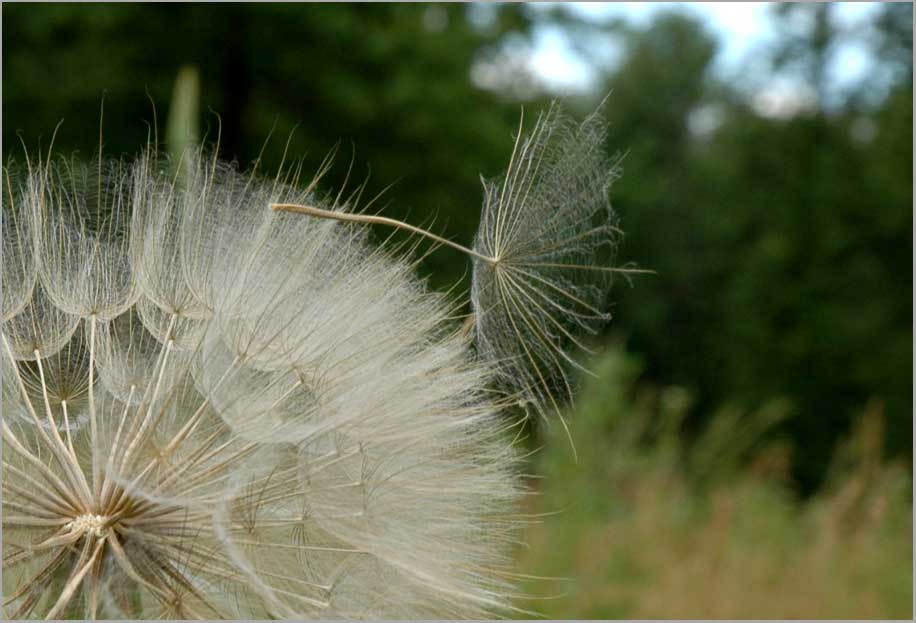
[272,102,639,441]
[471,103,630,435]
[2,148,523,619]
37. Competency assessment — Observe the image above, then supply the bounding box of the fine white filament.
[2,148,526,619]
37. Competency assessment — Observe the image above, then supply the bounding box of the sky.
[524,2,883,115]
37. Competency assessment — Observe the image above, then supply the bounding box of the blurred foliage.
[165,64,200,169]
[2,2,911,496]
[518,345,912,618]
[600,5,912,491]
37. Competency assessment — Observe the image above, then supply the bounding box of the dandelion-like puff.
[2,148,525,619]
[470,104,639,443]
[273,101,646,446]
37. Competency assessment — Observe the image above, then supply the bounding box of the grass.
[517,346,913,619]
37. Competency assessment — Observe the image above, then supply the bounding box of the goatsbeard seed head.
[471,102,623,431]
[1,150,524,620]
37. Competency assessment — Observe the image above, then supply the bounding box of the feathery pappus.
[275,103,640,452]
[3,101,632,619]
[2,146,526,619]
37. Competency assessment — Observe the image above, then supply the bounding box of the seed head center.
[65,513,111,539]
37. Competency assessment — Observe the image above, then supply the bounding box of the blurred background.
[3,2,912,618]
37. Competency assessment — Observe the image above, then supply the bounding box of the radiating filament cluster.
[3,103,624,620]
[2,148,523,619]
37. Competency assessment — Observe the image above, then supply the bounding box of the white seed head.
[269,103,631,438]
[2,149,524,619]
[471,103,623,426]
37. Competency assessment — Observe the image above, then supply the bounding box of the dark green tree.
[601,5,912,490]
